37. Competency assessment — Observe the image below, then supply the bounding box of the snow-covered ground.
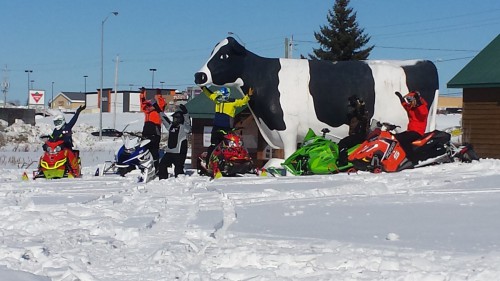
[1,112,500,280]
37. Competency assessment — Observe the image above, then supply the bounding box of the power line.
[376,46,479,52]
[371,8,500,29]
[373,18,500,40]
[434,56,476,63]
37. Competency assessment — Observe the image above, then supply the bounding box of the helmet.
[348,95,365,108]
[53,114,66,130]
[216,87,231,102]
[172,111,184,126]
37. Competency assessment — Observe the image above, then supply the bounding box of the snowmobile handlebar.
[376,122,400,132]
[123,132,145,139]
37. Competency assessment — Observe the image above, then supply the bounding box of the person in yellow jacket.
[201,86,253,171]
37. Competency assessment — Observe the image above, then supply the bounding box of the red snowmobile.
[33,136,82,179]
[348,122,479,173]
[197,129,256,178]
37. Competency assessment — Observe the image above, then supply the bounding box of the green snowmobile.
[281,128,357,176]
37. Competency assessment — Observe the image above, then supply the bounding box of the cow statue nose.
[194,72,207,85]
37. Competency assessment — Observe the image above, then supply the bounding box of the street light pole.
[84,75,88,94]
[149,68,157,88]
[24,70,32,107]
[99,11,118,140]
[51,81,54,109]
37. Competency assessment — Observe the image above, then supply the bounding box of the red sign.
[31,91,43,103]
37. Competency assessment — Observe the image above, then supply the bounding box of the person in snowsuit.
[201,86,253,174]
[158,104,192,179]
[140,88,166,173]
[337,95,369,167]
[394,91,429,163]
[48,103,86,177]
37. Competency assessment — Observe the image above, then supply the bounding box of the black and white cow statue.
[195,37,439,159]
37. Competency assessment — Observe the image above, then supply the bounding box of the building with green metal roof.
[448,35,500,89]
[447,34,500,159]
[183,89,247,119]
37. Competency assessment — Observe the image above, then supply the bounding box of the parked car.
[91,129,123,138]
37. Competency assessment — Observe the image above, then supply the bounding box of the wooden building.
[51,92,86,111]
[447,34,500,159]
[184,92,283,169]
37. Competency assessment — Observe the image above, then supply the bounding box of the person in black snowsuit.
[158,104,192,179]
[47,104,86,177]
[140,88,166,173]
[337,95,369,167]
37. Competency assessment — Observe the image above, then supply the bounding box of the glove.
[78,104,86,112]
[179,104,188,114]
[201,86,213,94]
[395,91,404,103]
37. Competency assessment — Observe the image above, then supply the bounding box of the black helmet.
[348,95,365,108]
[172,111,184,126]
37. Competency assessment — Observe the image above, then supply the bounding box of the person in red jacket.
[140,88,166,173]
[394,91,429,163]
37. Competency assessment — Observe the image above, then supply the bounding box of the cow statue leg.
[279,130,299,162]
[278,131,300,176]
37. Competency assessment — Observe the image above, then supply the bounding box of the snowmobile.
[281,128,356,175]
[348,122,479,173]
[33,136,81,179]
[197,129,256,178]
[95,132,156,183]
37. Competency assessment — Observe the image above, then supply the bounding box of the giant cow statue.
[195,37,439,159]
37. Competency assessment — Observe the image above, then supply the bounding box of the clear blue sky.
[2,0,500,104]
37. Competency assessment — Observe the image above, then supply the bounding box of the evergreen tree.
[310,0,373,61]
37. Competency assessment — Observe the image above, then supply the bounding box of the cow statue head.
[195,37,247,87]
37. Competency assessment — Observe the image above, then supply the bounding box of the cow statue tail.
[426,89,439,132]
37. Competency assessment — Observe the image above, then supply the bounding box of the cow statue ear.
[227,36,246,55]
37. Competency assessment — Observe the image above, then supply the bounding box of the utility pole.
[113,55,121,129]
[285,37,289,58]
[284,36,294,58]
[1,65,10,108]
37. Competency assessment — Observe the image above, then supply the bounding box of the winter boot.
[66,149,80,177]
[337,148,348,167]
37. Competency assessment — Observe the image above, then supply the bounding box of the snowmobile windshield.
[124,137,140,151]
[302,129,318,146]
